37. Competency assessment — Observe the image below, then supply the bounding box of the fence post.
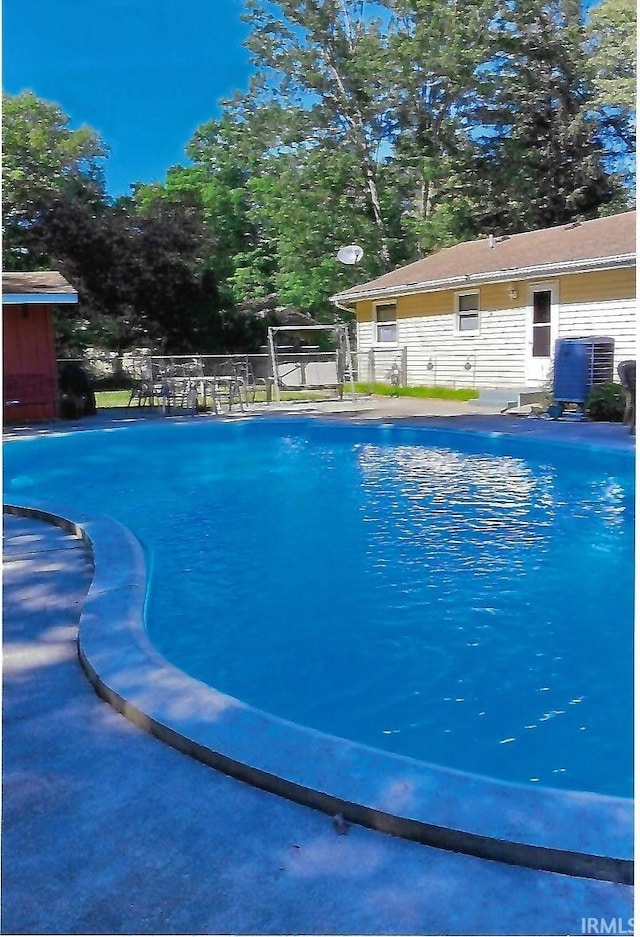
[401,346,408,386]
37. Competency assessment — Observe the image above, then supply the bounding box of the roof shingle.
[2,271,77,297]
[336,211,636,300]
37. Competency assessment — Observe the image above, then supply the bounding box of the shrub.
[585,382,626,422]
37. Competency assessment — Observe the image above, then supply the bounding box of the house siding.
[355,267,636,388]
[560,267,635,304]
[357,307,527,388]
[557,298,636,365]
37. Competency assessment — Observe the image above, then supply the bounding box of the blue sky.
[3,0,253,196]
[4,0,604,198]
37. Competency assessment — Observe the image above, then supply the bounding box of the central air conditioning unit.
[549,336,615,419]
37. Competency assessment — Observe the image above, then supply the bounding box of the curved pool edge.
[3,501,633,886]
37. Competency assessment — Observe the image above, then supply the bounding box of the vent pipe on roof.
[488,233,496,249]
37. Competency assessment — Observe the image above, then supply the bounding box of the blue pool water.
[4,419,634,796]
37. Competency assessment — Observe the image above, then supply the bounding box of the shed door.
[3,304,58,421]
[525,284,558,386]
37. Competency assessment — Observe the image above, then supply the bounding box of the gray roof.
[3,271,78,298]
[334,211,636,303]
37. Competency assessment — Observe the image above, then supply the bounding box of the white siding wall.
[358,308,528,388]
[357,297,636,388]
[355,321,401,383]
[356,320,375,350]
[558,298,636,370]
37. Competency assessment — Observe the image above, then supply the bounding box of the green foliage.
[2,91,107,207]
[134,147,259,309]
[585,0,636,189]
[2,91,108,271]
[466,0,624,231]
[586,0,637,112]
[585,382,626,421]
[237,144,386,315]
[240,0,401,268]
[2,92,231,356]
[386,0,497,250]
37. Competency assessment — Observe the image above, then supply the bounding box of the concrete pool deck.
[2,393,638,450]
[2,398,635,934]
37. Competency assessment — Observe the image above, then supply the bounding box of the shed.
[331,211,636,392]
[3,271,78,423]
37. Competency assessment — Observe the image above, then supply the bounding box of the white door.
[525,283,558,386]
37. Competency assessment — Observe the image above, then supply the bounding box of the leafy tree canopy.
[586,0,637,112]
[2,92,224,355]
[2,90,107,213]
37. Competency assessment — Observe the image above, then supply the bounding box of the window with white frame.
[455,291,480,333]
[375,302,397,343]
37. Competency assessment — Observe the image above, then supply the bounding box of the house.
[3,271,78,423]
[331,211,636,392]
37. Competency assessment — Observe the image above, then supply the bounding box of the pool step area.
[469,386,548,414]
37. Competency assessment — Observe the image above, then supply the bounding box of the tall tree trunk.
[363,160,391,269]
[321,51,392,269]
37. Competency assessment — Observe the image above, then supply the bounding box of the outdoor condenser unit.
[549,336,615,418]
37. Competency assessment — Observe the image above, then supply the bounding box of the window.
[532,290,552,357]
[455,292,480,333]
[375,302,397,343]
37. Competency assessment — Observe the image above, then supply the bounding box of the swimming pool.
[3,418,634,798]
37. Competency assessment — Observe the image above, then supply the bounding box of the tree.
[466,0,624,232]
[237,142,388,316]
[587,0,636,112]
[2,91,223,355]
[240,0,398,268]
[384,0,499,253]
[2,91,108,269]
[135,111,277,308]
[140,103,388,321]
[585,0,636,192]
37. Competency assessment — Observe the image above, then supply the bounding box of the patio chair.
[200,357,245,414]
[157,357,202,415]
[127,358,157,408]
[233,357,268,405]
[617,360,635,435]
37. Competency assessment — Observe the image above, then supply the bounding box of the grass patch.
[356,383,478,401]
[95,390,132,408]
[95,387,331,410]
[96,383,477,409]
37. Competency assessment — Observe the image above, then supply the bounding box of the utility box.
[551,336,615,416]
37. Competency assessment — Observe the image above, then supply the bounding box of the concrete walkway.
[2,509,633,935]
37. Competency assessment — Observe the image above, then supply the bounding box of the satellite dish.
[337,244,364,265]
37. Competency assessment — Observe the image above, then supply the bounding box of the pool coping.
[4,495,632,886]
